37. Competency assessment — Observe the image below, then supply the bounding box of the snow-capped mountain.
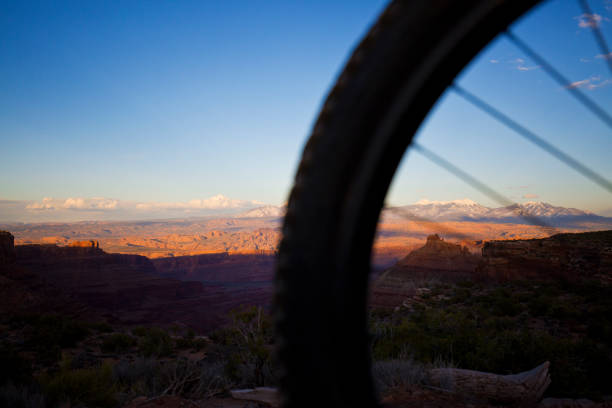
[398,199,491,220]
[235,205,285,218]
[383,199,600,224]
[238,200,607,228]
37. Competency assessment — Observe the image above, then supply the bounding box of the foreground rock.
[228,363,550,407]
[230,387,279,407]
[428,361,550,405]
[539,398,612,408]
[124,395,258,407]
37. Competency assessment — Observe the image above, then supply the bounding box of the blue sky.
[1,0,611,222]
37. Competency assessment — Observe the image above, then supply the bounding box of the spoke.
[505,30,612,130]
[578,0,612,75]
[410,142,557,233]
[452,84,612,194]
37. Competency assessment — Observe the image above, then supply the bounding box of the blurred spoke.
[505,30,612,130]
[452,84,612,194]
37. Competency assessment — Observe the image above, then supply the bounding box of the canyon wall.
[371,235,481,307]
[11,244,236,331]
[0,230,15,265]
[477,230,612,282]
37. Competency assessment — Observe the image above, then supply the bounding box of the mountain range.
[382,199,604,224]
[234,199,608,226]
[234,199,603,223]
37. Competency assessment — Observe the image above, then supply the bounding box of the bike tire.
[275,1,541,406]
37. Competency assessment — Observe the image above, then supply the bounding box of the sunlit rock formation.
[371,234,481,307]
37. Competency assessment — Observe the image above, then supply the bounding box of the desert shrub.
[16,314,91,365]
[457,279,475,288]
[101,333,136,354]
[175,336,208,351]
[528,294,551,316]
[90,321,113,333]
[113,358,162,399]
[485,288,523,317]
[450,287,471,303]
[481,316,516,331]
[372,358,427,395]
[370,308,393,320]
[219,306,275,387]
[369,280,612,399]
[550,302,580,320]
[157,358,232,398]
[68,351,99,370]
[0,383,45,408]
[40,357,117,408]
[196,361,233,398]
[137,328,173,357]
[131,326,148,337]
[113,358,231,401]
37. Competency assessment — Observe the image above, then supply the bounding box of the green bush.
[101,333,136,354]
[40,357,117,408]
[175,336,208,351]
[137,328,173,357]
[90,321,113,333]
[131,326,149,337]
[221,306,275,387]
[528,295,551,316]
[369,280,612,399]
[14,314,91,365]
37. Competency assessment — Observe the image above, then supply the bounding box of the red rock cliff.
[477,230,612,281]
[0,231,16,265]
[371,234,481,307]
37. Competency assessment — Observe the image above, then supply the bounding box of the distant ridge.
[383,199,609,226]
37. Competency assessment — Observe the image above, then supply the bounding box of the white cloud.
[575,13,609,28]
[25,194,262,214]
[505,57,539,72]
[523,193,539,199]
[62,197,119,210]
[587,79,612,89]
[595,52,612,60]
[488,57,539,71]
[134,194,263,210]
[516,65,539,71]
[9,194,267,222]
[566,75,612,90]
[566,79,592,89]
[25,197,56,210]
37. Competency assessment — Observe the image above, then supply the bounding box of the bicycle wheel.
[274,0,542,407]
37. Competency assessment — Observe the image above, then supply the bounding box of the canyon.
[372,230,612,308]
[0,232,273,332]
[5,201,611,265]
[3,201,612,334]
